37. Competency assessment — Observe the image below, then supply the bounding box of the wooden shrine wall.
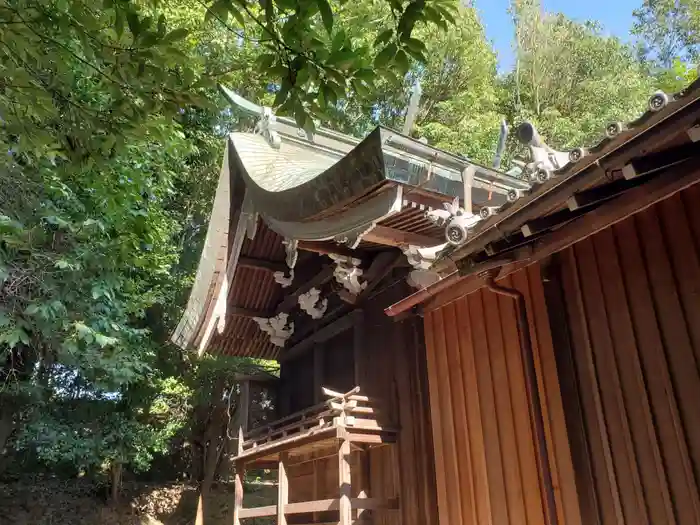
[279,281,439,525]
[423,264,582,525]
[547,186,700,525]
[423,185,700,525]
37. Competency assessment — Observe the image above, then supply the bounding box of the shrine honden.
[175,78,700,525]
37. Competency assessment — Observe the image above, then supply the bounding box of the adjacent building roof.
[386,76,700,316]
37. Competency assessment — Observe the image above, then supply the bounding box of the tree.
[633,0,700,67]
[503,0,654,152]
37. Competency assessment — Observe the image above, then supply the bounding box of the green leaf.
[95,333,118,348]
[256,54,277,69]
[1,328,29,348]
[229,5,246,26]
[329,49,356,70]
[115,9,125,37]
[157,14,167,36]
[374,29,394,47]
[127,11,140,38]
[374,43,397,69]
[321,83,337,106]
[274,76,293,106]
[24,304,40,315]
[405,37,427,54]
[332,30,346,52]
[395,49,410,75]
[316,0,333,35]
[162,28,189,44]
[354,68,374,82]
[351,79,370,98]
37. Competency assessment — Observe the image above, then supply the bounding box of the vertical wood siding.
[286,282,439,525]
[424,265,582,525]
[552,185,700,525]
[361,283,439,525]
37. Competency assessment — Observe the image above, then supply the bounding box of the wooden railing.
[232,386,400,525]
[237,386,394,457]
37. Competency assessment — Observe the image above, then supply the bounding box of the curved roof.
[172,96,532,356]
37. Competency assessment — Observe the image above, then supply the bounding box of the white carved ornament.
[425,198,480,246]
[273,270,294,288]
[273,238,298,288]
[298,287,328,319]
[402,244,446,289]
[253,313,294,347]
[329,254,367,296]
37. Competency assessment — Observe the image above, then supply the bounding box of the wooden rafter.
[239,256,287,273]
[231,306,274,318]
[362,225,442,248]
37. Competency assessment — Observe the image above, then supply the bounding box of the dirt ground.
[0,479,275,525]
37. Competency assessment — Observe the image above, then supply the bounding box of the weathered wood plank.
[363,225,442,248]
[278,452,288,525]
[339,439,352,525]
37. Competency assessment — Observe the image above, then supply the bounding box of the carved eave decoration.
[298,287,328,319]
[253,313,294,347]
[329,254,367,296]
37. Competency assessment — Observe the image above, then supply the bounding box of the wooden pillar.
[356,450,371,521]
[338,438,352,525]
[239,380,250,433]
[277,452,288,525]
[353,309,365,386]
[313,344,324,403]
[233,461,245,525]
[235,380,250,457]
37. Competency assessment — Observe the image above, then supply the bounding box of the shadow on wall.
[0,479,276,525]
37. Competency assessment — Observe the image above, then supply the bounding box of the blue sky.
[475,0,640,71]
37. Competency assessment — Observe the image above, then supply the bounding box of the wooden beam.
[231,306,274,319]
[237,498,399,518]
[521,207,591,237]
[238,504,277,519]
[277,452,288,525]
[363,225,441,248]
[567,176,646,211]
[239,256,287,273]
[281,312,356,362]
[354,251,403,306]
[339,439,352,525]
[298,240,359,259]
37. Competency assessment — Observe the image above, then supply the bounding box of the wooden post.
[236,380,250,457]
[353,310,365,386]
[233,461,245,525]
[312,455,320,523]
[313,344,324,404]
[338,438,352,525]
[239,380,250,433]
[277,452,288,525]
[356,450,371,521]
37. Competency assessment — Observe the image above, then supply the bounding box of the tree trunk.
[110,462,122,504]
[195,435,222,525]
